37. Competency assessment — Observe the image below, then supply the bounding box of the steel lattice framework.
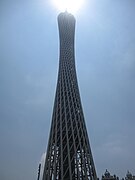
[42,12,97,180]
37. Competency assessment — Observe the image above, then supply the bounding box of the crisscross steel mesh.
[42,12,97,180]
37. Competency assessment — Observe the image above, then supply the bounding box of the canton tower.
[42,11,97,180]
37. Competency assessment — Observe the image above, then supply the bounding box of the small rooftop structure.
[125,171,135,180]
[102,169,119,180]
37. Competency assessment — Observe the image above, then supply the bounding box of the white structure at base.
[38,153,46,180]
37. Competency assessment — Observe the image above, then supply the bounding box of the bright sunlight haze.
[52,0,84,14]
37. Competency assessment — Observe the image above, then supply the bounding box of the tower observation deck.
[42,11,97,180]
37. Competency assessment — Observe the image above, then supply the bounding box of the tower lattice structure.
[42,12,97,180]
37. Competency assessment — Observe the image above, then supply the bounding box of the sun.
[52,0,84,14]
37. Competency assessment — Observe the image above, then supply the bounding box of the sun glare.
[52,0,84,14]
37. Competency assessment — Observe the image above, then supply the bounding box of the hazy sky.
[1,0,135,179]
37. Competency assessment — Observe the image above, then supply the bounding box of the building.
[125,171,135,180]
[102,169,119,180]
[42,11,97,179]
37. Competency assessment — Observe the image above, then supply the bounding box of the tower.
[42,11,97,180]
